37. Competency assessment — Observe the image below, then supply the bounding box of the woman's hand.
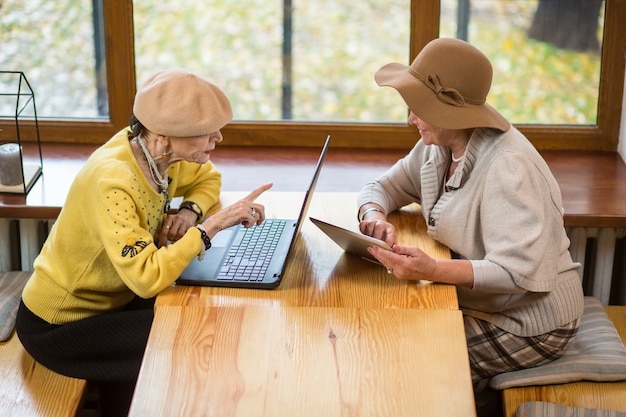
[367,244,436,281]
[157,208,199,247]
[359,219,398,248]
[202,182,274,236]
[368,244,474,287]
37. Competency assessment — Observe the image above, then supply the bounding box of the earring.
[161,145,170,160]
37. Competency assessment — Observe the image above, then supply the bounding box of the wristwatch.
[179,201,202,221]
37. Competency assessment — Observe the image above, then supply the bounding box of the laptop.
[309,217,392,264]
[177,135,331,289]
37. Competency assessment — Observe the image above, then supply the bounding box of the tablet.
[309,217,392,264]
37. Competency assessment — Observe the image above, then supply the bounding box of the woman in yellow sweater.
[16,69,271,417]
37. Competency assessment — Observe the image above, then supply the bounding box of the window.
[0,0,624,151]
[133,0,411,123]
[440,0,603,125]
[0,1,105,119]
[0,1,134,145]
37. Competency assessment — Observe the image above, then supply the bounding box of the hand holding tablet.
[309,217,392,264]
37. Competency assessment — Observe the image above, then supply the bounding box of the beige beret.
[133,69,233,137]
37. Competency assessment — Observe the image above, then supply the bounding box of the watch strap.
[179,201,202,221]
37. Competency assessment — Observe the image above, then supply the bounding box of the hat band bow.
[409,67,466,107]
[424,74,465,107]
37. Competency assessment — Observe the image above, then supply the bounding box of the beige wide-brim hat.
[133,69,233,137]
[375,38,510,131]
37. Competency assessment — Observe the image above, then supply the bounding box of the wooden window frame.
[3,0,624,151]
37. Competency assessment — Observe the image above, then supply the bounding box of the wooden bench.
[501,305,626,417]
[0,272,87,417]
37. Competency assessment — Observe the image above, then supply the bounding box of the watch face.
[182,202,201,217]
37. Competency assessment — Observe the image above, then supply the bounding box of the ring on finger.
[250,208,257,217]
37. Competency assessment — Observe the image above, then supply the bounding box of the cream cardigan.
[358,127,584,337]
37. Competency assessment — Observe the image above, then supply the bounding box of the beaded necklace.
[451,152,465,163]
[134,135,170,212]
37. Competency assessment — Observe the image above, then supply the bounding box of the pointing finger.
[243,182,273,202]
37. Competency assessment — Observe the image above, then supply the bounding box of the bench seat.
[0,271,87,417]
[501,305,626,417]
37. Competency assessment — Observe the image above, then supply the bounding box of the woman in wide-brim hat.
[17,69,272,417]
[357,37,584,410]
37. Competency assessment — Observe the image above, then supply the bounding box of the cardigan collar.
[420,128,495,215]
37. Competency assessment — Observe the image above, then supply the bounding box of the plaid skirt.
[465,314,580,386]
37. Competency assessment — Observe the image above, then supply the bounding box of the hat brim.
[375,63,510,131]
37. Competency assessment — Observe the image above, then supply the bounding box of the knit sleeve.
[470,259,526,293]
[479,152,565,292]
[169,160,222,217]
[357,142,428,213]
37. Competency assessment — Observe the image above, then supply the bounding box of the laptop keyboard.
[217,220,287,281]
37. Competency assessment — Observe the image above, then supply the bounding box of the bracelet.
[359,207,384,222]
[196,225,212,260]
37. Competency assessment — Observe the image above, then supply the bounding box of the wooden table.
[155,192,456,310]
[126,192,476,416]
[130,306,473,417]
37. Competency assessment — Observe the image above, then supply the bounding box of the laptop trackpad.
[211,229,233,247]
[178,228,235,282]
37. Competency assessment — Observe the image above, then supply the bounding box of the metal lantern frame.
[0,71,43,194]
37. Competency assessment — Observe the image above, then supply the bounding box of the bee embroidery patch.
[122,235,148,258]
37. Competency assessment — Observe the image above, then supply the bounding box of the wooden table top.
[157,192,456,310]
[128,306,476,417]
[128,192,474,417]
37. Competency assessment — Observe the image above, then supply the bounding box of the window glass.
[0,1,607,128]
[439,0,604,125]
[0,0,106,119]
[133,0,410,123]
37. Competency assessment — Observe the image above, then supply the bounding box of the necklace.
[451,151,465,163]
[134,135,170,212]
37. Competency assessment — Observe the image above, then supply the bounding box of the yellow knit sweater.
[22,129,221,324]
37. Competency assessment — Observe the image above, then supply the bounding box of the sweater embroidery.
[121,234,148,258]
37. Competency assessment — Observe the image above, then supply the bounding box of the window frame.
[2,0,624,151]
